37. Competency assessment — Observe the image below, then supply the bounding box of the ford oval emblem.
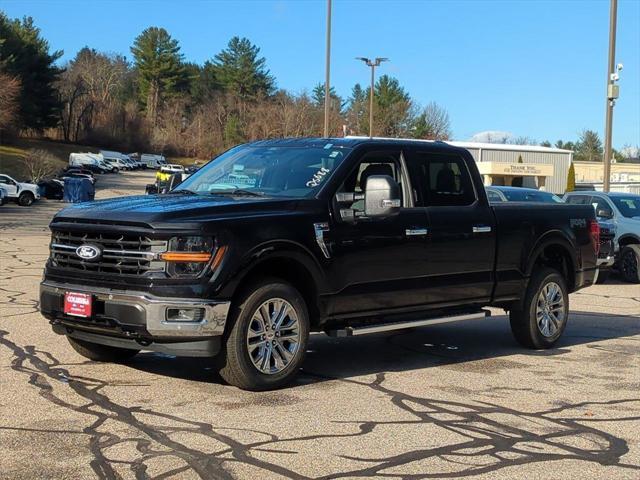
[76,244,101,261]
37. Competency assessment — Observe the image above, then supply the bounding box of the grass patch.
[0,138,100,180]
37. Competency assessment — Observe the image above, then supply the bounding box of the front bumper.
[597,254,615,269]
[40,280,230,357]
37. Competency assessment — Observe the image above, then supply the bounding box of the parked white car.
[0,174,41,206]
[161,164,185,174]
[141,153,167,169]
[69,153,116,173]
[100,150,132,171]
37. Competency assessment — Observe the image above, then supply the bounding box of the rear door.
[405,149,496,305]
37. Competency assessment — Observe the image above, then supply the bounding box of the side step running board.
[326,310,490,337]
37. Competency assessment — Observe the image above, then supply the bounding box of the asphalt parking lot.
[1,171,638,479]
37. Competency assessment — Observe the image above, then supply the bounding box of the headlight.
[161,236,217,278]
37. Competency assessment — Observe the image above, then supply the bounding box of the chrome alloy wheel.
[536,282,565,337]
[246,298,301,374]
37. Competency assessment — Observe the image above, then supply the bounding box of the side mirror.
[597,209,613,219]
[364,175,400,218]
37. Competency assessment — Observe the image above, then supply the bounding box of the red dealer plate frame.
[64,292,92,318]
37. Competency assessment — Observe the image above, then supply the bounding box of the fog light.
[166,308,206,322]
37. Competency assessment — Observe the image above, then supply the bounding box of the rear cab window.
[405,151,476,207]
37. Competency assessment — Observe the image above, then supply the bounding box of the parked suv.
[564,191,640,283]
[40,138,599,390]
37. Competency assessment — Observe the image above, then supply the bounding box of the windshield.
[501,189,563,203]
[176,145,349,197]
[611,195,640,218]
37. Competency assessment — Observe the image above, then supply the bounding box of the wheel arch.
[222,241,327,329]
[525,233,577,293]
[618,234,640,248]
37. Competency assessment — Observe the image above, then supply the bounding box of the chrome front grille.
[50,230,167,276]
[599,231,615,258]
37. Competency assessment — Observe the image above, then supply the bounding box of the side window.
[407,152,476,207]
[593,197,614,218]
[0,176,7,184]
[338,151,404,211]
[565,195,591,205]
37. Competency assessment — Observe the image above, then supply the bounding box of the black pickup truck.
[40,138,600,390]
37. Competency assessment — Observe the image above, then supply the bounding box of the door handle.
[472,225,492,233]
[406,228,429,236]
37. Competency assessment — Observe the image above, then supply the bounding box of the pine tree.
[212,37,274,100]
[575,129,603,162]
[371,75,414,137]
[130,27,187,125]
[0,13,62,130]
[566,162,576,192]
[223,114,244,147]
[311,83,340,108]
[346,83,367,135]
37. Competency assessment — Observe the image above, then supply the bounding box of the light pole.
[323,0,332,138]
[356,57,388,137]
[603,0,622,192]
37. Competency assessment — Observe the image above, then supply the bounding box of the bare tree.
[413,102,452,140]
[0,71,21,131]
[21,149,58,182]
[511,136,537,145]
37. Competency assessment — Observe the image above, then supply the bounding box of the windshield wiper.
[209,188,265,197]
[167,189,197,195]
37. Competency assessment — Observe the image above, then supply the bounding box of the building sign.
[477,162,554,177]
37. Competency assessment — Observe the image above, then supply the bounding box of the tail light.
[589,219,600,256]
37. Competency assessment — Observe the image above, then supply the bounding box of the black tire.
[217,279,310,391]
[113,167,119,174]
[595,269,610,284]
[619,245,640,283]
[67,336,139,362]
[18,192,34,206]
[510,267,569,349]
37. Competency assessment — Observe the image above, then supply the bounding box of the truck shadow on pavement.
[1,311,639,479]
[126,310,640,385]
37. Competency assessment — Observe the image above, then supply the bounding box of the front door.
[0,176,18,197]
[326,148,431,316]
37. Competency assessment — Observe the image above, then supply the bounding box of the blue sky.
[3,0,639,148]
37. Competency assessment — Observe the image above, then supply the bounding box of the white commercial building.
[448,141,573,195]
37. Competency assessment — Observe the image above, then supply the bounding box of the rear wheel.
[217,279,309,391]
[67,337,139,362]
[620,245,640,283]
[18,192,34,206]
[510,267,569,349]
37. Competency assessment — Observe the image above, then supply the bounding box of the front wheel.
[217,279,309,391]
[510,267,569,349]
[619,245,640,283]
[18,192,34,206]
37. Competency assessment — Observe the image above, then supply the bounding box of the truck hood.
[53,194,301,226]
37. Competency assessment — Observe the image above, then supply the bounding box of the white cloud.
[469,130,514,144]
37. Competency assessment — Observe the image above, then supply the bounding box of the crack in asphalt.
[1,329,639,479]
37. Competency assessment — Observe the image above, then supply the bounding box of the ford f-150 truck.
[40,138,599,390]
